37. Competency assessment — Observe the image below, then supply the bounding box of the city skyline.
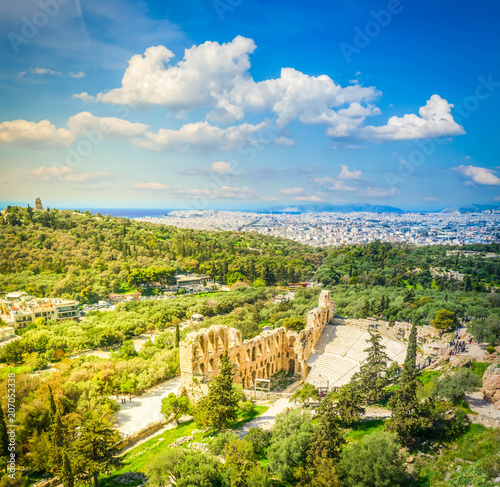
[1,0,500,211]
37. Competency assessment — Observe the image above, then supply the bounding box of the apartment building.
[1,292,79,329]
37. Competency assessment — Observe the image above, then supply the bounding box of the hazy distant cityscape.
[137,210,500,247]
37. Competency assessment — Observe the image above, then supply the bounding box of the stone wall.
[180,290,334,398]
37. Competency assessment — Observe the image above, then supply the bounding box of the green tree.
[61,452,74,487]
[244,427,270,455]
[224,439,258,487]
[73,410,121,487]
[433,368,480,404]
[357,332,390,403]
[283,317,305,332]
[194,350,239,431]
[290,382,319,406]
[338,431,408,487]
[267,408,314,480]
[386,323,423,445]
[468,315,500,346]
[161,392,190,425]
[147,448,185,487]
[175,324,180,348]
[175,452,222,487]
[307,410,346,463]
[431,309,456,330]
[0,407,8,472]
[320,382,365,426]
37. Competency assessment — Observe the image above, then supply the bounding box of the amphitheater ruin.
[179,290,408,398]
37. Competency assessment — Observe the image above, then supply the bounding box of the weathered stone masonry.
[180,290,334,398]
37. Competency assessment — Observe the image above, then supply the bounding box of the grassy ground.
[347,419,386,442]
[98,405,268,486]
[414,423,500,486]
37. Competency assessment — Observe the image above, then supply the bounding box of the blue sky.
[1,0,499,211]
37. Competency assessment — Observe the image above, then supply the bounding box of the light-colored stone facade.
[180,290,334,398]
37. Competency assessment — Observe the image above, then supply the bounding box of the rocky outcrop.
[482,359,500,410]
[35,197,43,210]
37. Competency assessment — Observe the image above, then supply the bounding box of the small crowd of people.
[449,337,471,355]
[117,396,132,404]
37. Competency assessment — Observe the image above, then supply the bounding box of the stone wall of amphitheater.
[179,290,334,398]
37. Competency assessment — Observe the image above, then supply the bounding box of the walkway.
[114,376,180,436]
[466,391,500,419]
[237,397,291,438]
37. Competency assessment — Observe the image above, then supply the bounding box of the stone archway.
[288,359,295,376]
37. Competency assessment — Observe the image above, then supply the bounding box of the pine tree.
[195,350,239,431]
[175,324,180,348]
[386,323,422,445]
[357,332,390,403]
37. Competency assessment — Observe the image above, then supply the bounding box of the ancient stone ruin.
[35,197,43,210]
[180,290,334,398]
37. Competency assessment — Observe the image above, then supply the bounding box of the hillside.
[0,206,324,302]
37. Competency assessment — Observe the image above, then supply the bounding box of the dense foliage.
[0,205,323,302]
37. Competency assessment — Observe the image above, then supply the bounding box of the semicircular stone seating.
[306,324,407,388]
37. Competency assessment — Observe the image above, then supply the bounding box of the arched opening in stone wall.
[199,363,205,375]
[199,335,206,354]
[208,358,214,372]
[266,339,271,353]
[235,353,241,366]
[288,359,295,376]
[251,370,256,387]
[258,344,262,356]
[289,336,295,348]
[246,348,251,362]
[251,346,256,361]
[208,331,216,353]
[275,336,280,348]
[218,331,227,350]
[266,363,270,377]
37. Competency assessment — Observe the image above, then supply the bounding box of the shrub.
[245,427,271,455]
[208,431,239,456]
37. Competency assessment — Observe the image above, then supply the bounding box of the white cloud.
[360,95,465,141]
[133,120,267,152]
[85,36,380,136]
[211,161,237,175]
[338,164,362,180]
[95,36,256,111]
[0,119,74,147]
[293,195,323,202]
[67,111,149,138]
[314,176,357,192]
[280,187,305,195]
[424,196,438,202]
[274,136,294,146]
[32,166,109,182]
[31,67,59,75]
[0,112,148,148]
[133,182,169,190]
[73,92,96,103]
[453,165,500,186]
[69,71,86,79]
[357,187,399,197]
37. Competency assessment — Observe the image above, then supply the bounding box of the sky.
[0,0,499,211]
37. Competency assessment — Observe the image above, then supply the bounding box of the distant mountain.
[264,203,405,213]
[439,204,500,214]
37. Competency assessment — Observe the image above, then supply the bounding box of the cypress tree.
[307,410,346,463]
[61,451,74,487]
[175,324,180,348]
[386,323,421,445]
[0,406,9,467]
